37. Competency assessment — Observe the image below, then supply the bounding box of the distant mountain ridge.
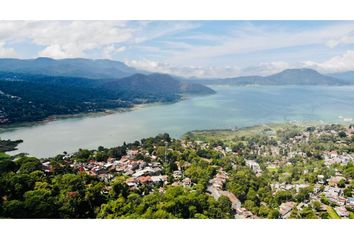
[0,57,143,79]
[328,71,354,83]
[190,68,350,86]
[0,70,215,124]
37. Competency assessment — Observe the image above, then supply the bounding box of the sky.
[1,20,354,78]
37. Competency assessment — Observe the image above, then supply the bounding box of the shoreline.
[3,120,349,159]
[0,94,195,133]
[0,101,174,133]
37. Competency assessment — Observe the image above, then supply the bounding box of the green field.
[327,206,341,219]
[183,122,311,145]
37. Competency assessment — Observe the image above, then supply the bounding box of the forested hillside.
[0,71,215,124]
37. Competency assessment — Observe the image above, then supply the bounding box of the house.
[245,160,262,174]
[137,176,152,184]
[126,177,138,187]
[127,150,139,159]
[182,177,192,187]
[295,184,309,193]
[328,176,346,186]
[173,170,182,180]
[151,175,167,183]
[107,157,116,163]
[317,175,325,184]
[132,170,146,178]
[347,197,354,206]
[334,206,349,218]
[225,147,232,152]
[279,202,296,219]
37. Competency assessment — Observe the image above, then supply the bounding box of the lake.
[1,85,354,158]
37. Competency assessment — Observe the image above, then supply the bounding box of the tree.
[217,196,233,218]
[274,190,292,205]
[338,179,346,188]
[258,205,270,218]
[16,157,42,174]
[312,201,321,212]
[3,200,26,218]
[95,151,107,162]
[76,149,91,160]
[0,160,18,174]
[6,173,36,199]
[296,187,313,202]
[299,206,318,219]
[267,209,279,219]
[246,188,258,202]
[338,131,347,138]
[23,189,56,218]
[111,176,129,198]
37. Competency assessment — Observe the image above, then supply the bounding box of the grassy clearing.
[327,206,341,219]
[183,122,310,144]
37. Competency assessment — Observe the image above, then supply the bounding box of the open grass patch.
[327,206,341,219]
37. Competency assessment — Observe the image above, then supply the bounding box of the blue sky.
[1,21,354,78]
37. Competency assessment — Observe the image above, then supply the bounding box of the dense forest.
[0,136,232,219]
[0,71,214,124]
[1,124,354,219]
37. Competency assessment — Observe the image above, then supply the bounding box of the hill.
[190,68,348,86]
[0,71,214,124]
[102,73,215,100]
[328,71,354,83]
[0,57,143,79]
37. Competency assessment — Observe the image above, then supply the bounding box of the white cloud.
[125,59,292,78]
[102,45,126,59]
[303,50,354,73]
[0,42,17,57]
[326,30,354,48]
[125,59,242,78]
[241,61,290,76]
[0,21,196,59]
[0,21,134,58]
[167,22,354,65]
[2,21,354,76]
[39,44,68,58]
[131,21,199,44]
[33,21,133,58]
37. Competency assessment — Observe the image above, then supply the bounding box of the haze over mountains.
[190,68,354,86]
[1,57,354,125]
[1,57,353,85]
[0,58,214,124]
[328,71,354,82]
[0,57,144,79]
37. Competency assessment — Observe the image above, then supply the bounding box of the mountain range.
[0,57,143,79]
[0,58,214,125]
[1,57,354,125]
[190,68,354,86]
[328,71,354,83]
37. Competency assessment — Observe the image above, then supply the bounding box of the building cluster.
[323,151,354,166]
[207,168,258,219]
[270,183,310,193]
[36,124,354,219]
[245,160,262,175]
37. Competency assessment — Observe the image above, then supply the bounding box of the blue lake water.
[1,85,354,158]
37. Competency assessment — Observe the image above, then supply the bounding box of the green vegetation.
[1,123,354,219]
[0,152,10,160]
[327,206,341,219]
[0,71,214,124]
[0,134,230,219]
[0,138,23,153]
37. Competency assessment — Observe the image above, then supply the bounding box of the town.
[1,123,354,218]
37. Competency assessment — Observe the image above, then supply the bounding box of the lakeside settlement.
[1,123,354,218]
